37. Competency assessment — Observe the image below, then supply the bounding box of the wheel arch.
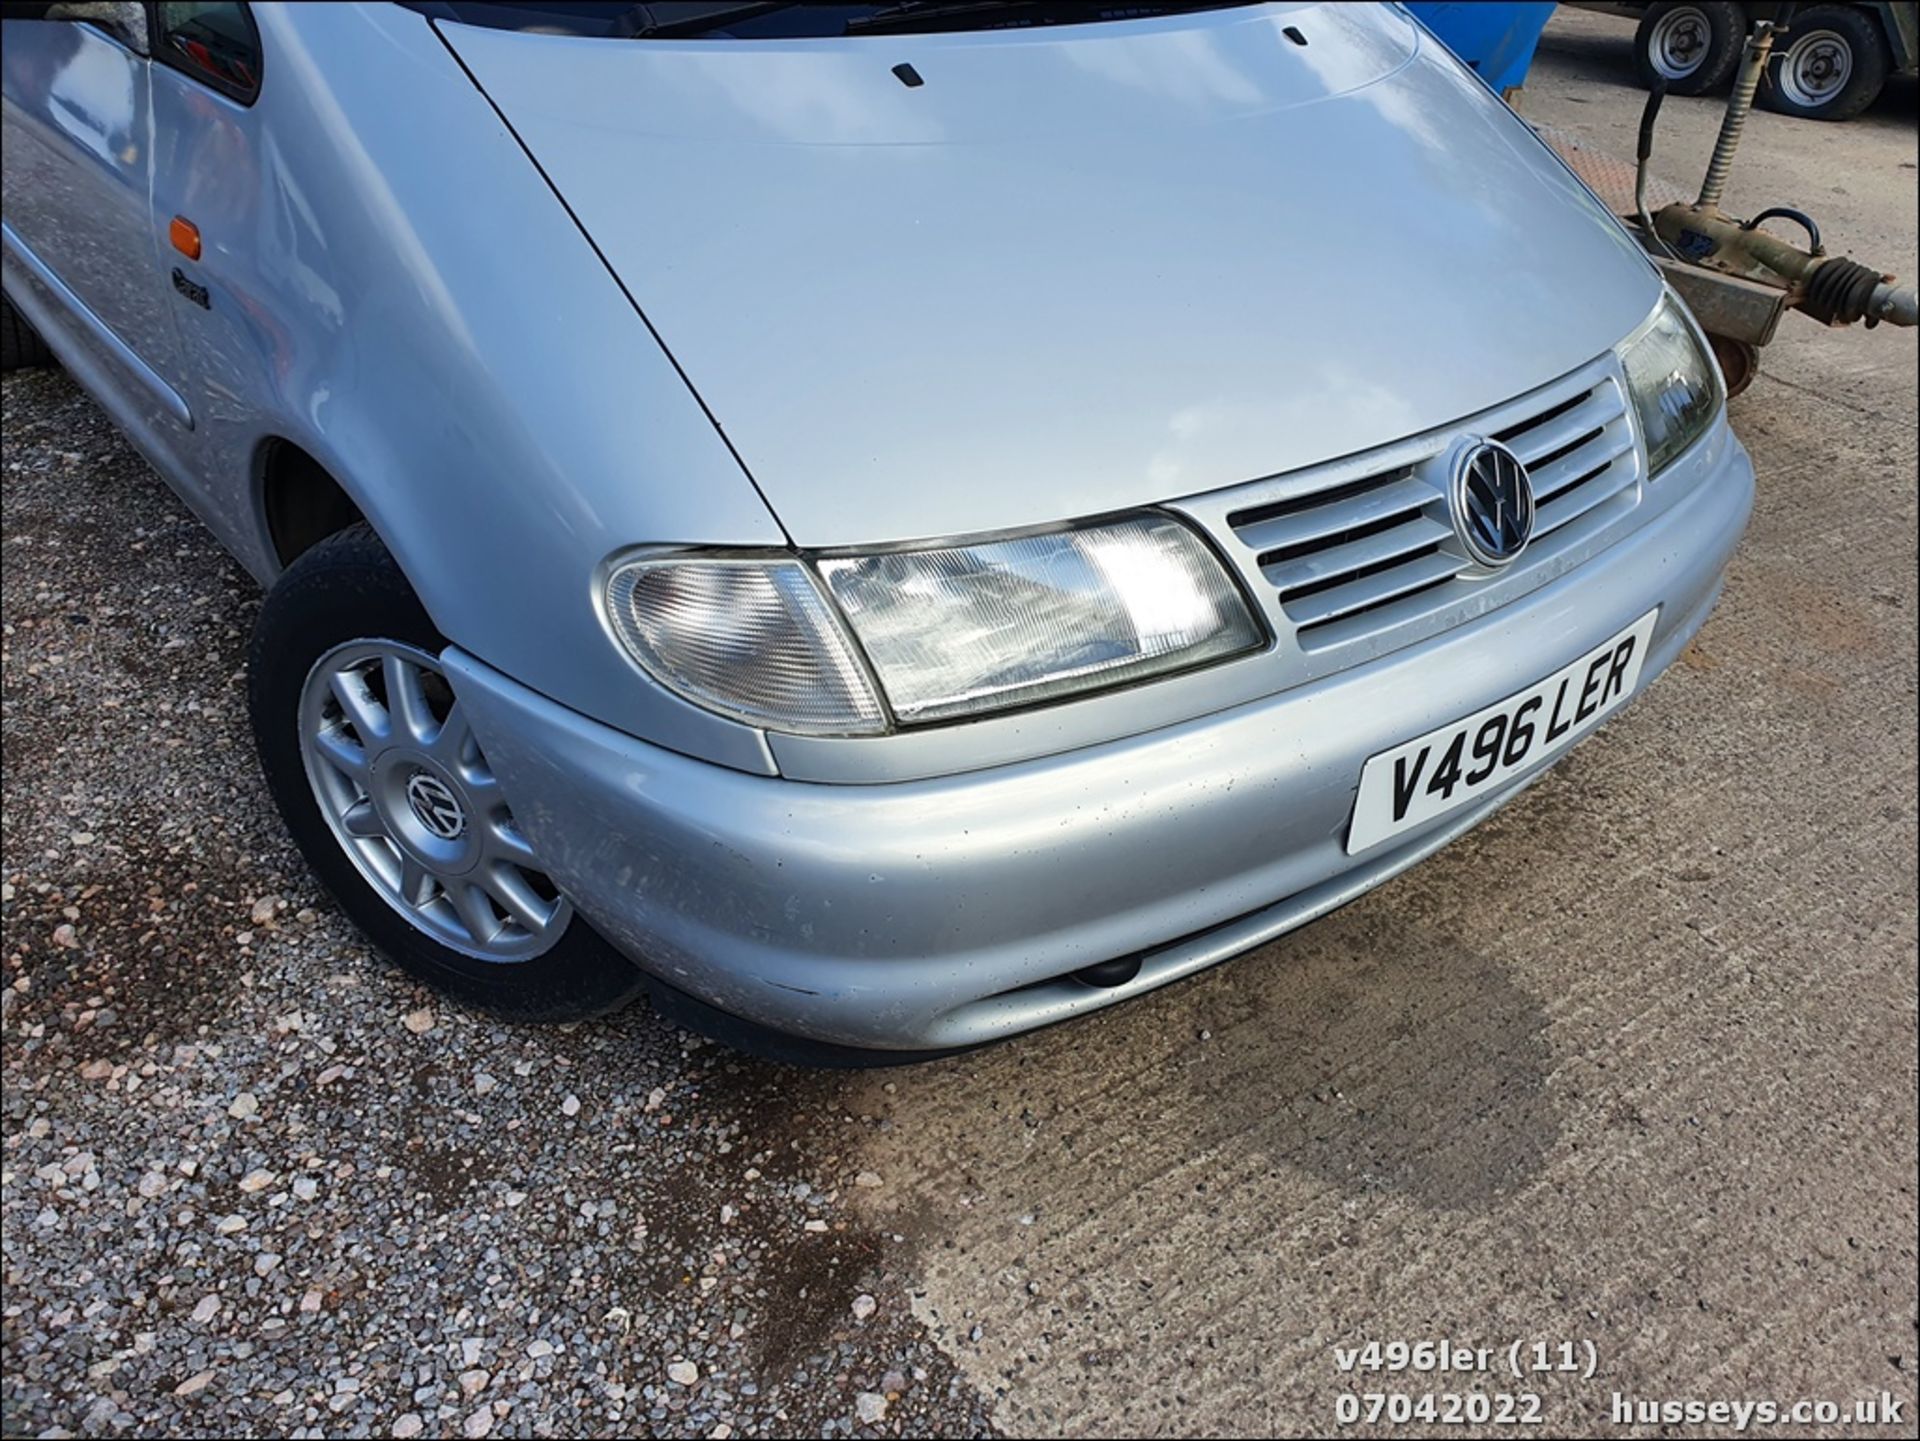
[255,436,367,570]
[246,435,446,637]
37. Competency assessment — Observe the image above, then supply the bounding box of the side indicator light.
[169,216,201,261]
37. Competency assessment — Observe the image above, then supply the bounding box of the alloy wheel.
[297,639,570,962]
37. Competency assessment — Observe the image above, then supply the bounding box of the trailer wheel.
[1760,5,1889,121]
[1634,2,1745,96]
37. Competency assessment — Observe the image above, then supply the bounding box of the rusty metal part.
[1655,202,1825,283]
[1707,333,1760,397]
[1652,202,1917,329]
[1654,256,1788,346]
[1698,21,1776,209]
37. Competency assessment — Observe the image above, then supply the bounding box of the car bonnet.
[437,2,1660,548]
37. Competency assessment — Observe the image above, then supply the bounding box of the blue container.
[1404,2,1556,97]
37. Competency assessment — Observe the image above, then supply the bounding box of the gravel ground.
[0,377,995,1437]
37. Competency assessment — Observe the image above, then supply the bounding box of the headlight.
[603,513,1262,735]
[818,514,1262,724]
[1618,293,1722,476]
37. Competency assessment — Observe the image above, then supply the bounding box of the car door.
[0,3,192,440]
[142,1,284,566]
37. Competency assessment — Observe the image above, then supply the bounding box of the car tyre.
[248,522,647,1021]
[1,291,55,370]
[1759,5,1889,121]
[1634,2,1746,95]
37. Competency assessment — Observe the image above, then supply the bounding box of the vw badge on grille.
[1450,440,1535,568]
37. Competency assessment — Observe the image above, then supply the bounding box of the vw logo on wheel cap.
[1450,439,1536,568]
[404,770,466,840]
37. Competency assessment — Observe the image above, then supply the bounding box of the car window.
[154,1,261,102]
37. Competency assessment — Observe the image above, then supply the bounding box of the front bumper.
[448,424,1754,1051]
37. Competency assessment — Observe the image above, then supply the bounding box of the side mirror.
[1,2,150,55]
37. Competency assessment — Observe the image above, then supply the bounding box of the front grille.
[1230,469,1456,638]
[1492,379,1638,540]
[1191,354,1645,672]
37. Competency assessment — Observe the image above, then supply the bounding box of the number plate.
[1346,610,1659,854]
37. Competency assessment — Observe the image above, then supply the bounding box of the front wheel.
[1759,6,1889,121]
[248,523,646,1020]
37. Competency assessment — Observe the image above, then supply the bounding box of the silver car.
[1,1,1753,1062]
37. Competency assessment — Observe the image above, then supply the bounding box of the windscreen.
[402,2,1256,41]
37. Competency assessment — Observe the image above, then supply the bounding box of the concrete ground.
[3,8,1915,1438]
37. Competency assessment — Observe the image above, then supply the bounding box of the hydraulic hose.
[1635,78,1679,259]
[1698,22,1776,210]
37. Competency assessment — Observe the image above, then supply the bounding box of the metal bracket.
[1653,257,1787,347]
